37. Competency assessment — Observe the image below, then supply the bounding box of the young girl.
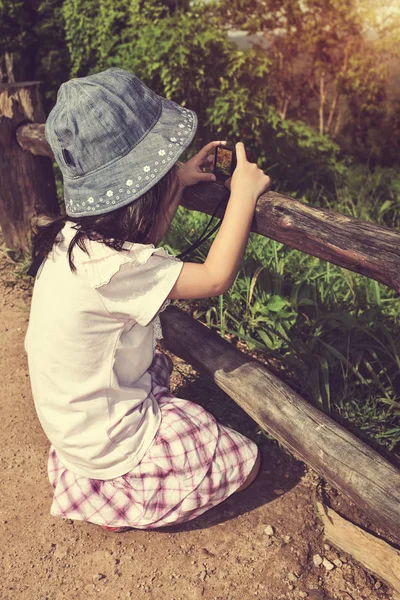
[25,67,270,532]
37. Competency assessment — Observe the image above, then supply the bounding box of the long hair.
[32,167,177,272]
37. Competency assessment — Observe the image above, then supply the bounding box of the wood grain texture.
[160,305,400,545]
[0,83,58,253]
[16,123,54,159]
[317,501,400,593]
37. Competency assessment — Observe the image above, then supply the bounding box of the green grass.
[163,167,400,461]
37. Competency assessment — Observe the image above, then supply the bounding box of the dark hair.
[32,167,177,272]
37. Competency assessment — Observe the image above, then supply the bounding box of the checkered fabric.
[48,352,258,529]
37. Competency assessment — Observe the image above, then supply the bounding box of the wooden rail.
[12,118,400,294]
[160,305,400,546]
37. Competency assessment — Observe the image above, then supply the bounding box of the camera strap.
[177,197,227,260]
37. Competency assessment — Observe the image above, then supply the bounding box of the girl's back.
[26,221,181,479]
[25,67,269,531]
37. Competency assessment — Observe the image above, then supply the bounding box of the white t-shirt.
[25,221,183,479]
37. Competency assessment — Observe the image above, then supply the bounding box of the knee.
[235,449,261,493]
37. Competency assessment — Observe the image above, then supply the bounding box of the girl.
[25,68,270,531]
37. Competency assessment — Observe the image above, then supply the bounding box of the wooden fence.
[1,81,400,546]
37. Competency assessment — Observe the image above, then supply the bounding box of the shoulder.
[82,241,180,290]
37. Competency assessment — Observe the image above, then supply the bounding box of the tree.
[208,0,400,164]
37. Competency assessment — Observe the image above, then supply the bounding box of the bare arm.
[168,143,270,300]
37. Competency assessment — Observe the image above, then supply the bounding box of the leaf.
[266,295,289,312]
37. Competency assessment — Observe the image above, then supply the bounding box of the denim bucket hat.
[45,68,198,217]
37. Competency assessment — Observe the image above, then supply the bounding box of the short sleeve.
[82,243,183,326]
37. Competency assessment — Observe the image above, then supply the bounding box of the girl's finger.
[199,154,215,169]
[235,141,247,163]
[197,140,227,161]
[196,171,217,182]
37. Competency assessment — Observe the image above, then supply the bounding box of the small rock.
[374,581,382,590]
[313,554,323,567]
[54,544,70,559]
[298,593,308,598]
[333,558,342,567]
[92,573,106,582]
[283,535,291,543]
[323,544,331,551]
[288,572,298,583]
[198,569,207,581]
[274,489,285,495]
[65,519,73,525]
[322,558,334,571]
[288,584,294,591]
[264,525,275,536]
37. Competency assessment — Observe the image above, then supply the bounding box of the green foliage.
[163,175,400,458]
[62,0,130,77]
[209,0,400,166]
[61,0,344,189]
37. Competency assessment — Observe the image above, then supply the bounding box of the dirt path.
[0,247,395,600]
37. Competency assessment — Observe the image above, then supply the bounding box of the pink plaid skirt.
[48,352,258,529]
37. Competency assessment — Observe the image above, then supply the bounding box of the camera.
[213,145,237,181]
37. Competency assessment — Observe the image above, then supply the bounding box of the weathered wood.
[0,82,58,253]
[316,501,400,595]
[160,305,400,545]
[181,183,400,293]
[16,123,54,159]
[10,123,400,291]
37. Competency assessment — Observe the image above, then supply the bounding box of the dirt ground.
[0,246,397,600]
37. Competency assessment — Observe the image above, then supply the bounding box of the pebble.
[274,489,285,495]
[54,544,70,559]
[323,544,331,551]
[322,558,334,571]
[92,573,106,582]
[288,572,298,583]
[333,558,342,567]
[374,581,382,589]
[298,593,308,598]
[264,525,274,536]
[283,535,291,543]
[313,554,323,567]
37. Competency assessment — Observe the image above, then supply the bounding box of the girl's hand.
[175,141,227,188]
[225,142,270,201]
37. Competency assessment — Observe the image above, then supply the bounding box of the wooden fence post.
[0,81,59,254]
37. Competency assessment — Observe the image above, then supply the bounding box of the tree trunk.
[0,82,59,253]
[319,70,326,135]
[160,305,400,546]
[4,52,15,83]
[326,89,339,135]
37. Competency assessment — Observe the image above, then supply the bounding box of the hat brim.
[63,98,198,217]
